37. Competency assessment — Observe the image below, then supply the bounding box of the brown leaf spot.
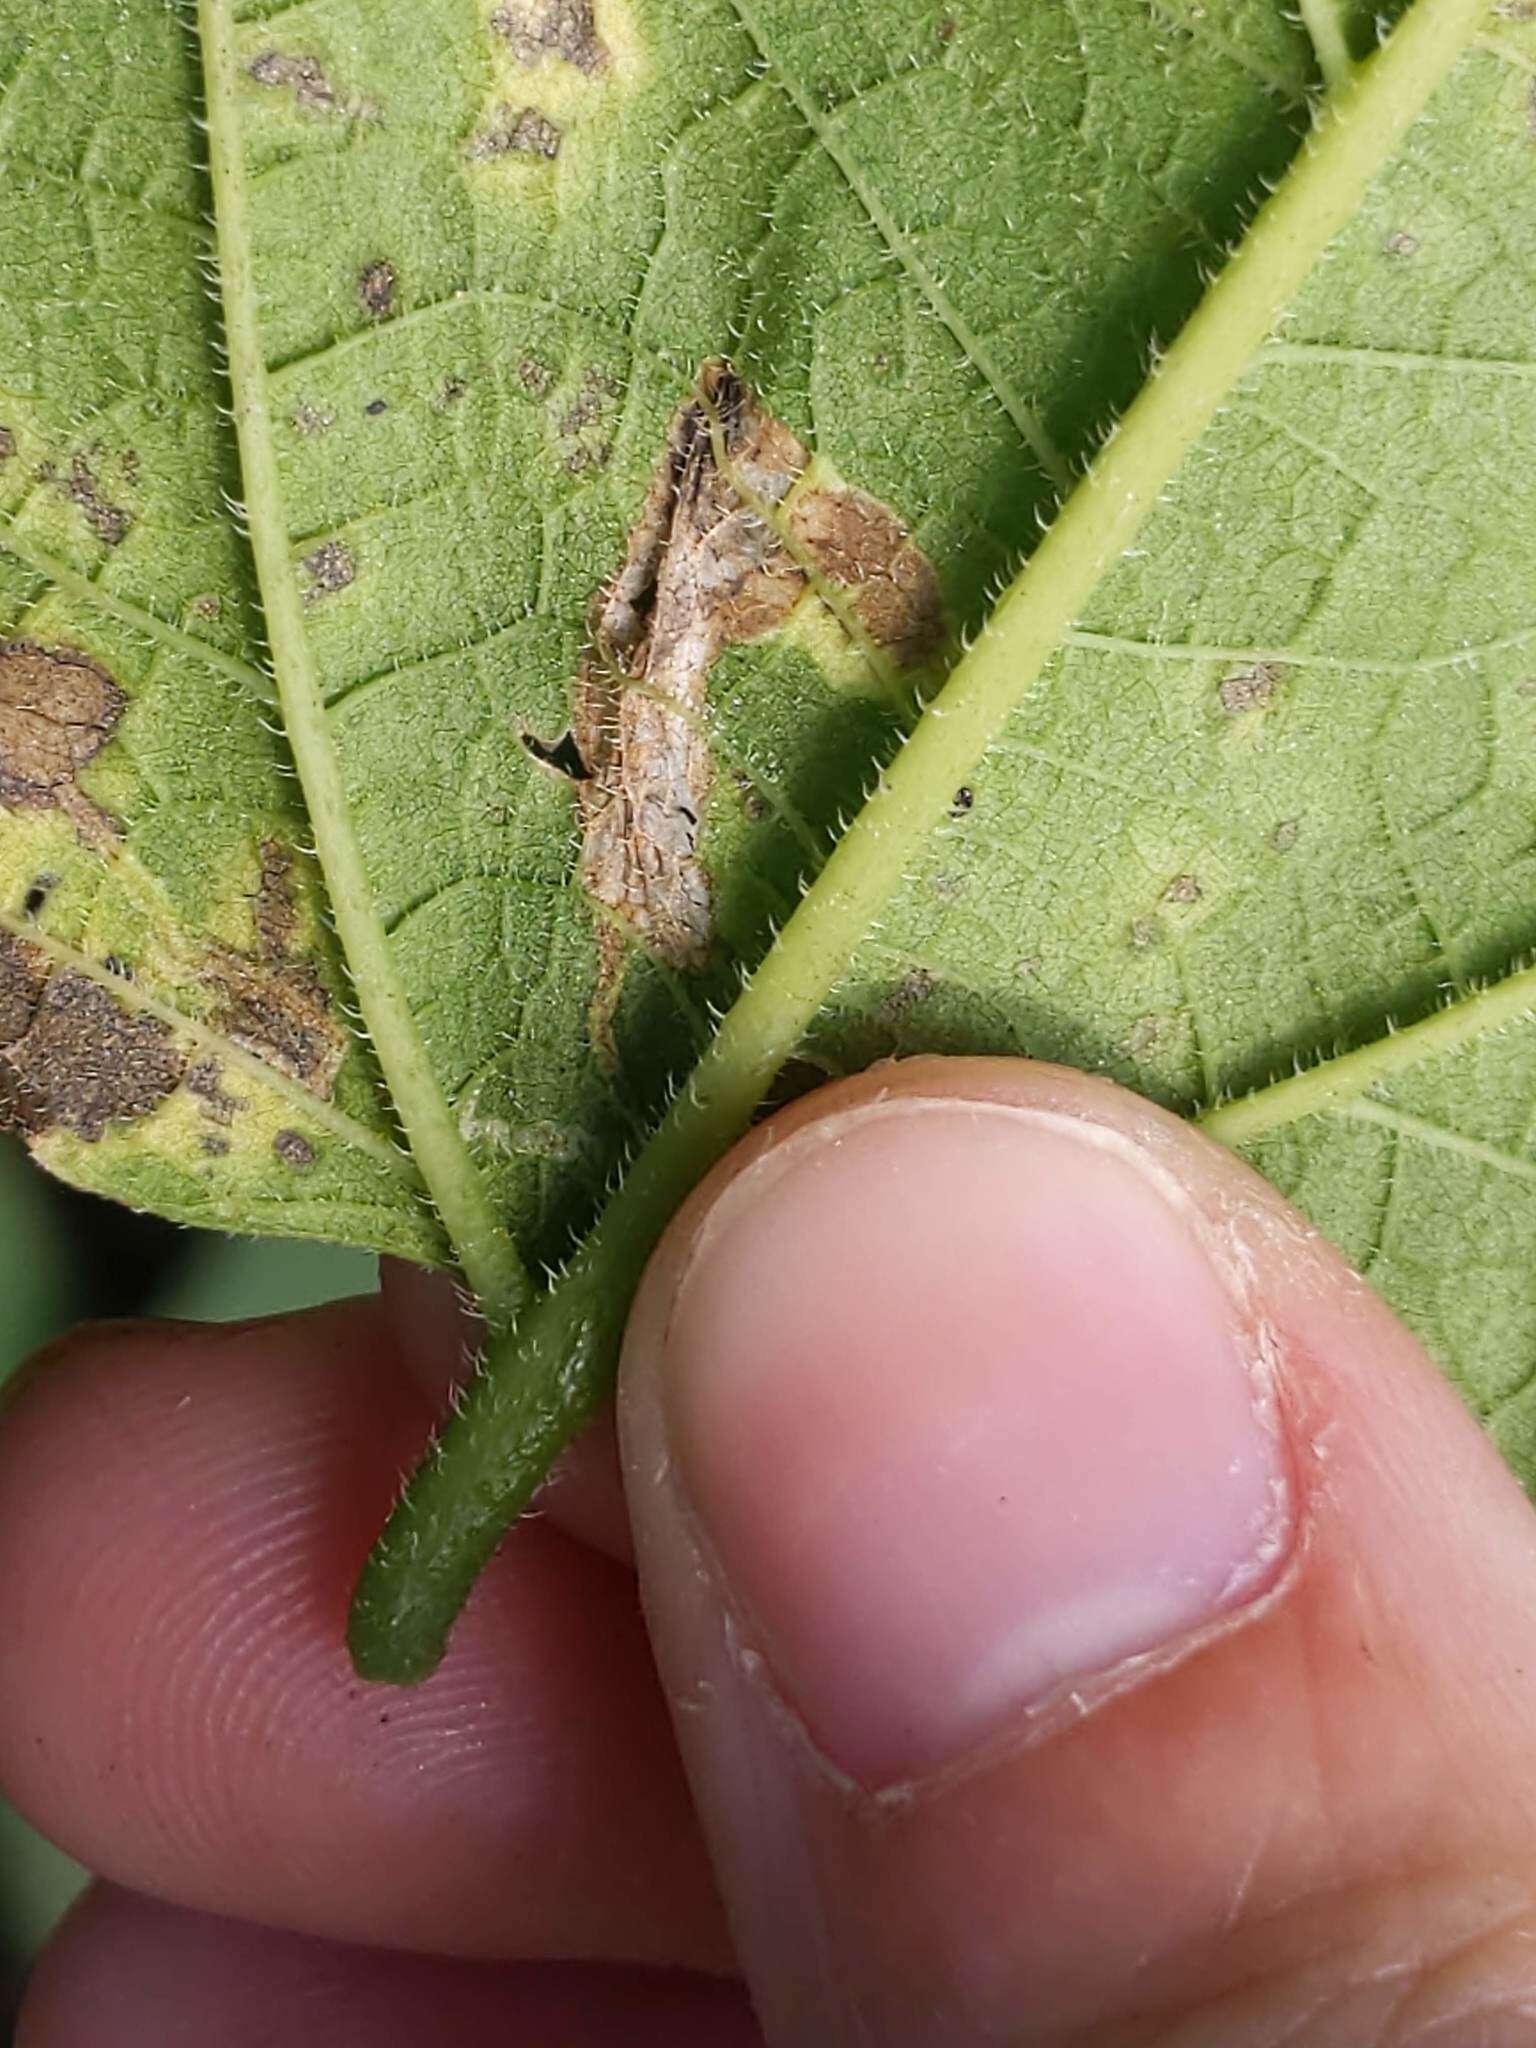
[358,260,397,320]
[491,0,608,74]
[469,103,562,158]
[0,426,15,463]
[1271,819,1299,853]
[518,356,554,396]
[252,839,300,961]
[1163,873,1202,904]
[1218,662,1281,714]
[572,362,808,1013]
[186,1057,243,1126]
[302,540,355,599]
[42,454,130,546]
[0,958,184,1141]
[789,487,944,667]
[0,641,125,847]
[0,932,49,1047]
[211,951,345,1098]
[248,51,337,112]
[274,1128,316,1168]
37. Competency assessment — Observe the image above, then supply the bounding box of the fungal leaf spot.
[0,642,126,848]
[0,937,184,1142]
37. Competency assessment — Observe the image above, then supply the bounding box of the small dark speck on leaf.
[358,260,397,320]
[103,955,132,980]
[274,1128,316,1168]
[1163,873,1202,904]
[949,786,973,815]
[1271,819,1299,852]
[201,1133,230,1157]
[364,398,388,417]
[0,426,15,462]
[22,879,52,918]
[292,403,335,437]
[440,376,468,404]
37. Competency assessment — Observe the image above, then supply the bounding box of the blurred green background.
[0,1133,377,2032]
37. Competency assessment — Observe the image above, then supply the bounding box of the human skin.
[7,1058,1536,2044]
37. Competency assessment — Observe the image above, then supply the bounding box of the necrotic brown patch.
[469,104,562,158]
[41,454,130,547]
[253,839,300,960]
[211,951,344,1098]
[788,489,944,667]
[491,0,607,73]
[561,360,943,1059]
[571,361,808,1016]
[0,949,184,1141]
[302,540,355,599]
[0,641,125,847]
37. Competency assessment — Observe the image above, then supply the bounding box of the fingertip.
[19,1888,762,2048]
[619,1055,1536,2043]
[0,1303,724,1966]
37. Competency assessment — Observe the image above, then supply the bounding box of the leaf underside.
[2,0,1534,1677]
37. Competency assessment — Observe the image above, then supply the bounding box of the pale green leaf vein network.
[197,0,531,1327]
[1201,964,1536,1147]
[724,0,1076,496]
[0,521,271,699]
[350,0,1491,1682]
[1340,1099,1536,1190]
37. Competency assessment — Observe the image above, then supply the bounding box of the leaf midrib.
[197,0,531,1325]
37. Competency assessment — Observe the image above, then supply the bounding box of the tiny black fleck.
[21,879,52,918]
[103,955,133,980]
[950,785,974,815]
[364,397,388,417]
[523,728,591,780]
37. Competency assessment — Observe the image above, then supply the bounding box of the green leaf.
[0,0,1527,1680]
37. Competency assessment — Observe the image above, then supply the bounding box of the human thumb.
[619,1057,1536,2045]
